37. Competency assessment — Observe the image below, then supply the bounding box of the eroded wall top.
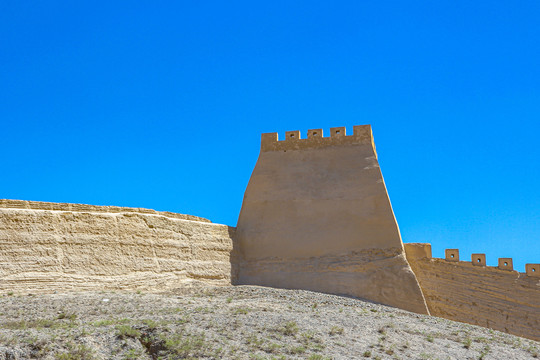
[0,199,210,223]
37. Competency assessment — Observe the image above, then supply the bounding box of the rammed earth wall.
[235,125,429,315]
[0,200,235,294]
[1,126,538,342]
[405,243,540,341]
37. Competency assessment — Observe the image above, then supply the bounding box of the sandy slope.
[0,285,538,359]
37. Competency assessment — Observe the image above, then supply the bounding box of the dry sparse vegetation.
[0,285,537,359]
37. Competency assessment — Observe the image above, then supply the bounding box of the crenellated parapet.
[404,242,540,341]
[261,125,376,154]
[406,243,539,276]
[526,263,540,277]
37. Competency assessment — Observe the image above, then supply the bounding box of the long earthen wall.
[1,126,538,342]
[0,200,235,294]
[404,243,540,341]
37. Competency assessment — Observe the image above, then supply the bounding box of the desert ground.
[0,285,538,360]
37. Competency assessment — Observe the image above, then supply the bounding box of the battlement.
[404,243,540,341]
[406,243,539,276]
[261,125,376,153]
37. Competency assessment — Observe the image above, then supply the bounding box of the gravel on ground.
[0,285,538,359]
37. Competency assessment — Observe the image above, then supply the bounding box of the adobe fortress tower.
[235,125,429,314]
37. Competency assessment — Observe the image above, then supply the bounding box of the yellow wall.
[235,126,429,314]
[0,200,234,294]
[405,243,540,341]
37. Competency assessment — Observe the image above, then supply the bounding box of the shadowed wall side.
[235,125,429,315]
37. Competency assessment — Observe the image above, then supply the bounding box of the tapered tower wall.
[235,125,429,315]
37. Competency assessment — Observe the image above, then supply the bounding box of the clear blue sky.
[1,2,539,271]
